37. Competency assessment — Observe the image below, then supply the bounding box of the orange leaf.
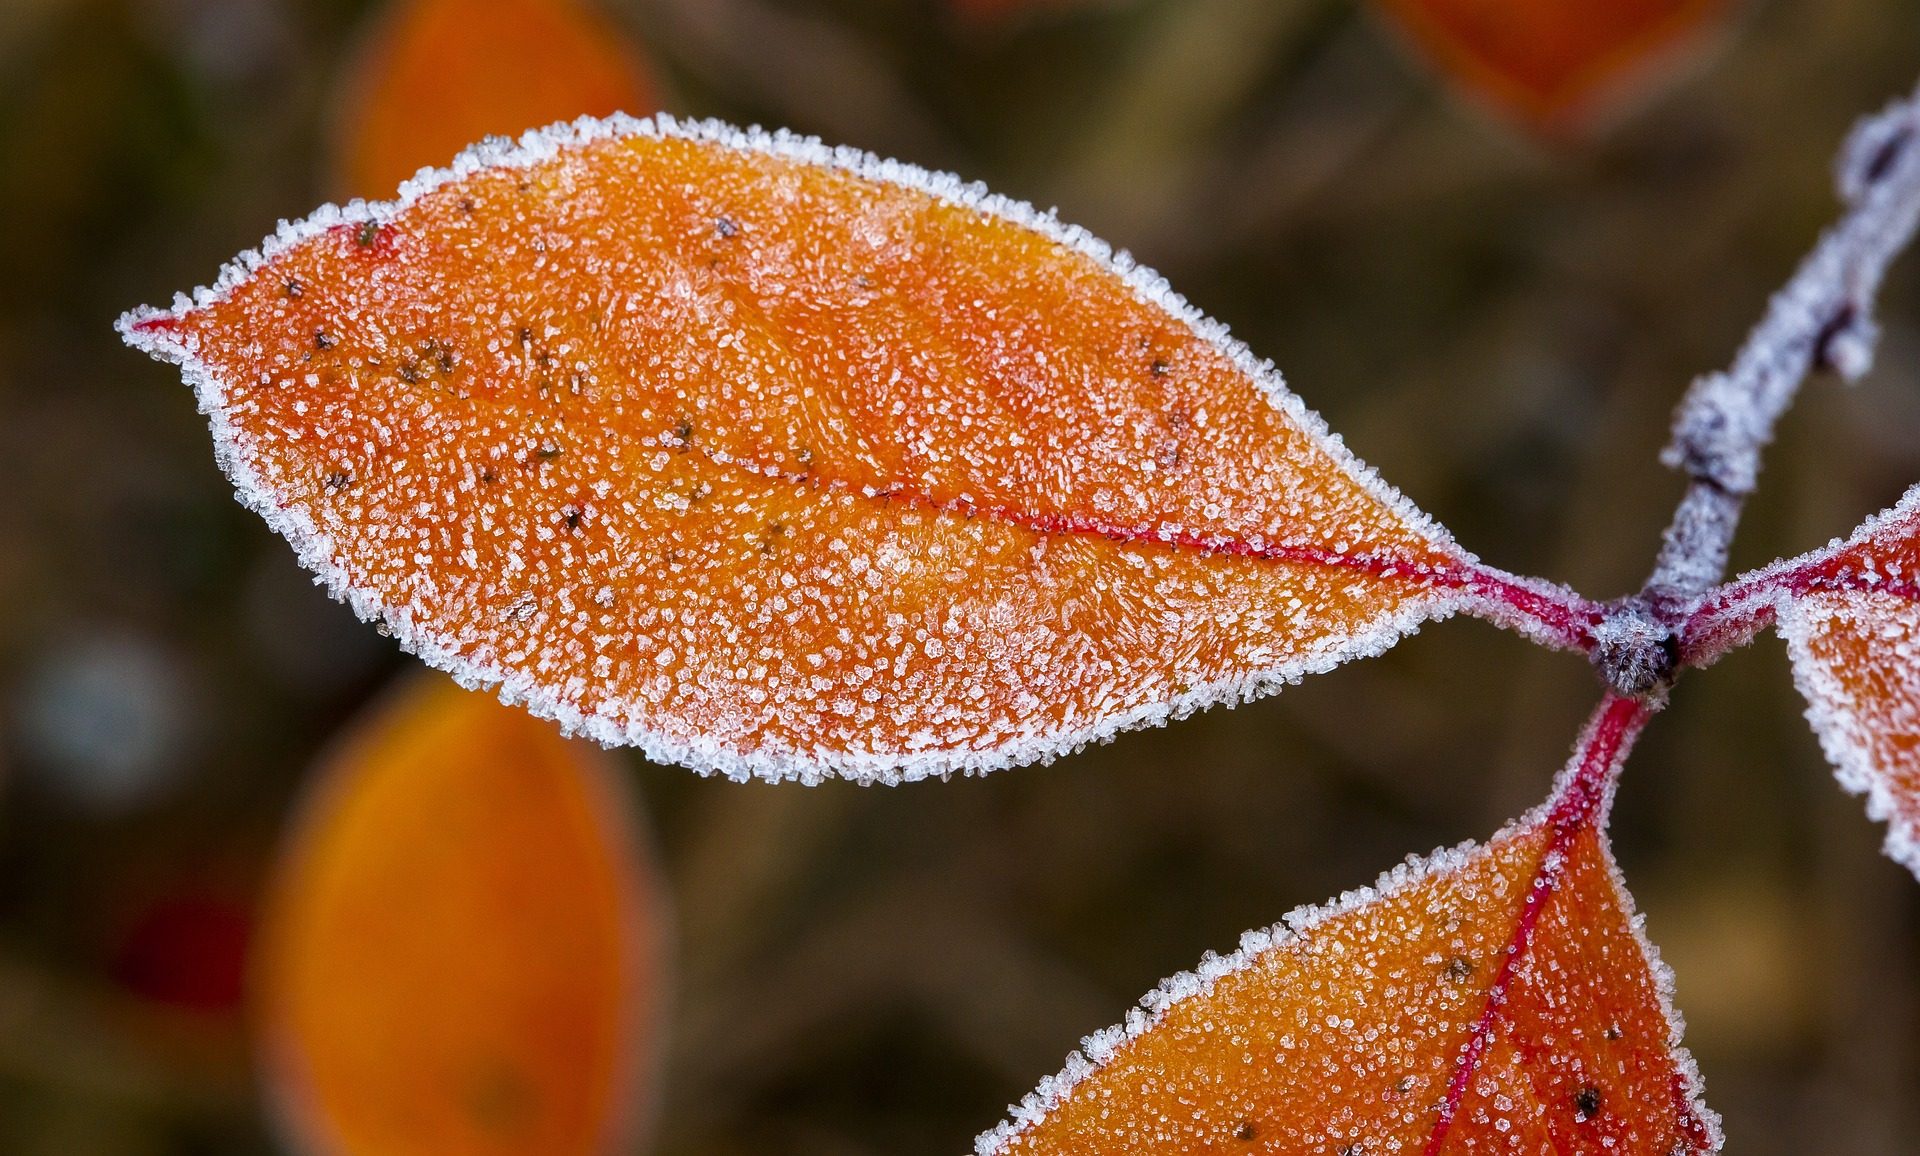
[1692,486,1920,877]
[1372,0,1730,132]
[337,0,656,199]
[979,696,1719,1155]
[256,674,665,1155]
[120,120,1594,781]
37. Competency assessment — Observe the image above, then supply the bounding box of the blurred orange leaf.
[980,696,1718,1155]
[1373,0,1730,132]
[337,0,656,198]
[1691,486,1920,878]
[256,675,664,1156]
[122,122,1596,781]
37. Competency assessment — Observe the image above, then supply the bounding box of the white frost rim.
[119,112,1470,784]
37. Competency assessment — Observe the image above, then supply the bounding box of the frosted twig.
[1649,85,1920,604]
[1598,82,1920,695]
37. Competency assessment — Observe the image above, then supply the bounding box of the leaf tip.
[117,302,194,359]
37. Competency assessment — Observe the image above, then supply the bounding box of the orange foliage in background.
[256,676,665,1155]
[337,0,656,197]
[1373,0,1732,131]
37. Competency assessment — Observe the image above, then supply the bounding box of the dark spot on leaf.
[1603,1023,1624,1041]
[518,326,533,345]
[480,467,498,484]
[1150,358,1170,377]
[1232,1121,1257,1142]
[562,505,583,531]
[314,330,336,350]
[1574,1085,1603,1122]
[284,278,303,298]
[673,417,694,450]
[1443,956,1473,983]
[355,220,381,248]
[458,196,477,213]
[323,470,353,492]
[535,444,564,462]
[715,215,739,238]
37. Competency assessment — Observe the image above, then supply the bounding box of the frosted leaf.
[978,697,1718,1155]
[1687,486,1920,877]
[1781,592,1920,877]
[119,115,1589,783]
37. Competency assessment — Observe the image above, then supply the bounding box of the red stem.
[1680,548,1920,665]
[1420,694,1647,1156]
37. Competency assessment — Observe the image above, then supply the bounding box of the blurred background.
[3,0,1920,1152]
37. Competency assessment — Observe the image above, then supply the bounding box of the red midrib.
[715,447,1603,651]
[155,297,1605,652]
[1419,694,1646,1156]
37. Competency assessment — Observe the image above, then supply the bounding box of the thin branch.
[1649,85,1920,603]
[1595,81,1920,695]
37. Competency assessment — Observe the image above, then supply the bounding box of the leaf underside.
[119,117,1560,782]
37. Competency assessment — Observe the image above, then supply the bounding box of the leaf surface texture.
[119,120,1545,780]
